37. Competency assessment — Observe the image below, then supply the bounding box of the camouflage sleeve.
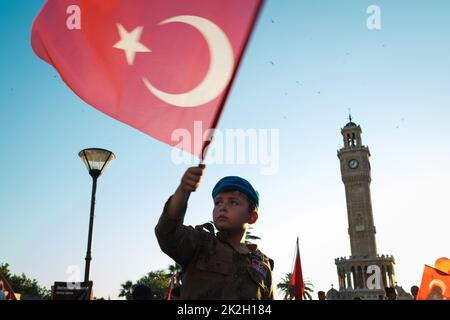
[266,279,275,300]
[265,258,275,300]
[154,196,201,267]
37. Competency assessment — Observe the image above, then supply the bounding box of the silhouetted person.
[383,287,389,300]
[410,285,419,300]
[385,287,397,300]
[171,285,181,300]
[132,284,153,300]
[318,291,326,300]
[427,285,444,300]
[0,282,6,300]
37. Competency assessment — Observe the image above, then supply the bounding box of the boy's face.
[212,190,256,232]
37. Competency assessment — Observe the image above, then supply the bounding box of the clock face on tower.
[348,159,359,169]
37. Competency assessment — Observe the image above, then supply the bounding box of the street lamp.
[79,148,115,283]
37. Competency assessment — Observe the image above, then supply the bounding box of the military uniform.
[155,197,274,300]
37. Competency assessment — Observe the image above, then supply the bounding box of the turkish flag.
[166,276,174,300]
[0,275,17,301]
[290,237,304,300]
[31,0,262,159]
[417,265,450,300]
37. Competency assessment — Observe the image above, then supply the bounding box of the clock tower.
[337,117,377,258]
[327,116,410,300]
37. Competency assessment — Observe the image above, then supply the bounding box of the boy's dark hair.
[247,198,258,213]
[222,189,258,213]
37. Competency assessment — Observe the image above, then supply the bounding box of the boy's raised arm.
[155,166,205,267]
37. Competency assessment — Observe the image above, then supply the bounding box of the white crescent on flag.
[142,15,235,108]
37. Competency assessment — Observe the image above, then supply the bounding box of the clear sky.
[1,0,449,299]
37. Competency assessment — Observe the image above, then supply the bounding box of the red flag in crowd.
[290,236,304,300]
[166,276,174,300]
[417,257,450,300]
[31,0,263,159]
[0,274,17,301]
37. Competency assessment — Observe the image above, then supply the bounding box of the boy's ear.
[247,211,258,225]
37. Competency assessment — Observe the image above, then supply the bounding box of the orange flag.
[417,258,450,300]
[435,257,450,274]
[290,237,304,300]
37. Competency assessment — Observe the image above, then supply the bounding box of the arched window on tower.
[346,132,358,148]
[351,266,356,289]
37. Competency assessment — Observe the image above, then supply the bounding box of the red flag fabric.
[166,277,174,301]
[0,275,17,301]
[290,237,304,300]
[31,0,262,159]
[417,265,450,300]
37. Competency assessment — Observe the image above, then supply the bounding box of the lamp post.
[79,148,115,283]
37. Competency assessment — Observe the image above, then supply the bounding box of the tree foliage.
[119,269,171,300]
[0,263,51,300]
[276,272,314,300]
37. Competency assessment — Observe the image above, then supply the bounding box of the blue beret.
[212,176,259,208]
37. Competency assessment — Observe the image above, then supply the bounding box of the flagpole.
[290,236,298,300]
[290,236,298,277]
[291,235,305,300]
[200,0,265,161]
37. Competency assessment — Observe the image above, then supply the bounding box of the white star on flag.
[113,24,151,65]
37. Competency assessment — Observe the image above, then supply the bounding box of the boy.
[155,166,274,300]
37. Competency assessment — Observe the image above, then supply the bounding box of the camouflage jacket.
[155,197,274,300]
